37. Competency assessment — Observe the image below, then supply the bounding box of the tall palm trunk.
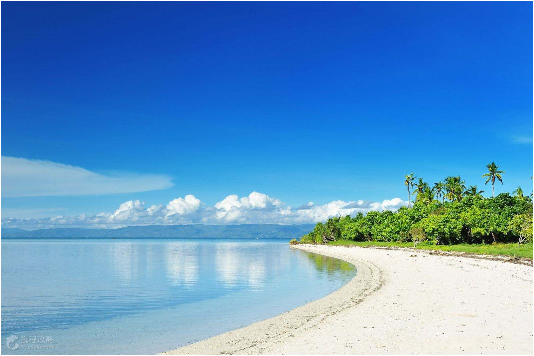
[407,187,411,208]
[492,177,495,197]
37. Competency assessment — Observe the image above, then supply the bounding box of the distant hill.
[1,224,315,240]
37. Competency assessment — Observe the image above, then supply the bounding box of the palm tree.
[482,162,504,198]
[433,182,445,203]
[413,178,427,202]
[404,173,416,208]
[465,185,484,197]
[445,176,466,202]
[513,186,524,198]
[444,176,455,202]
[420,184,435,204]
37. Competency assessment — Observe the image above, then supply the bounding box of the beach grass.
[327,240,533,259]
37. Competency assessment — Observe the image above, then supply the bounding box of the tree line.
[298,163,533,245]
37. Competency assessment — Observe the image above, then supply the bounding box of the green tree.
[419,184,435,204]
[513,186,524,198]
[445,176,466,202]
[482,162,505,197]
[413,178,429,202]
[433,181,445,203]
[299,168,533,247]
[404,173,416,208]
[509,213,533,244]
[465,185,484,197]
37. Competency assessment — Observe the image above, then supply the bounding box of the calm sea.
[1,239,355,354]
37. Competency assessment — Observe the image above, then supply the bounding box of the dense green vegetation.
[298,163,533,256]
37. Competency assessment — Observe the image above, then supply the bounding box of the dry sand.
[162,244,533,355]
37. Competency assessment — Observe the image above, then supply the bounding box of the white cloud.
[1,192,408,229]
[215,192,282,211]
[166,195,202,216]
[1,156,173,197]
[286,198,406,224]
[110,200,145,222]
[214,192,283,222]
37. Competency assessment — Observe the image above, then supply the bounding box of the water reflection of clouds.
[144,243,156,277]
[215,243,240,288]
[165,243,199,288]
[215,243,266,291]
[247,259,266,290]
[111,242,136,284]
[106,241,351,295]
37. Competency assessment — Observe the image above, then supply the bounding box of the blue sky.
[2,2,532,227]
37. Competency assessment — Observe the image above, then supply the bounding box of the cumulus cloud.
[282,197,407,224]
[214,192,283,223]
[166,195,202,216]
[110,200,145,222]
[2,192,408,229]
[1,156,173,197]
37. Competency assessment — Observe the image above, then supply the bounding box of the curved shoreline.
[161,245,383,355]
[162,244,533,355]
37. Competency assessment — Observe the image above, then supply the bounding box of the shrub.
[509,213,533,244]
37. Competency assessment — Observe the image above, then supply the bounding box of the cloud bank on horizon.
[1,156,407,229]
[1,156,173,197]
[2,192,407,229]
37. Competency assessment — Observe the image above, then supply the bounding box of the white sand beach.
[163,244,533,355]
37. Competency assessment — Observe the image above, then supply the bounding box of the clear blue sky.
[1,2,532,222]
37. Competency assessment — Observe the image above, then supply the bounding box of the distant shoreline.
[1,236,293,240]
[163,244,532,355]
[1,224,315,239]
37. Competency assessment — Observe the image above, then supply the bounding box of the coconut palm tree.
[445,176,466,202]
[412,178,427,202]
[513,186,524,198]
[465,185,484,197]
[433,181,445,203]
[482,162,505,198]
[404,173,416,208]
[420,184,435,204]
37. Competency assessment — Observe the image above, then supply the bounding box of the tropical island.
[294,162,533,259]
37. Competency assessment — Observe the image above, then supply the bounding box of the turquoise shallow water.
[1,239,355,354]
